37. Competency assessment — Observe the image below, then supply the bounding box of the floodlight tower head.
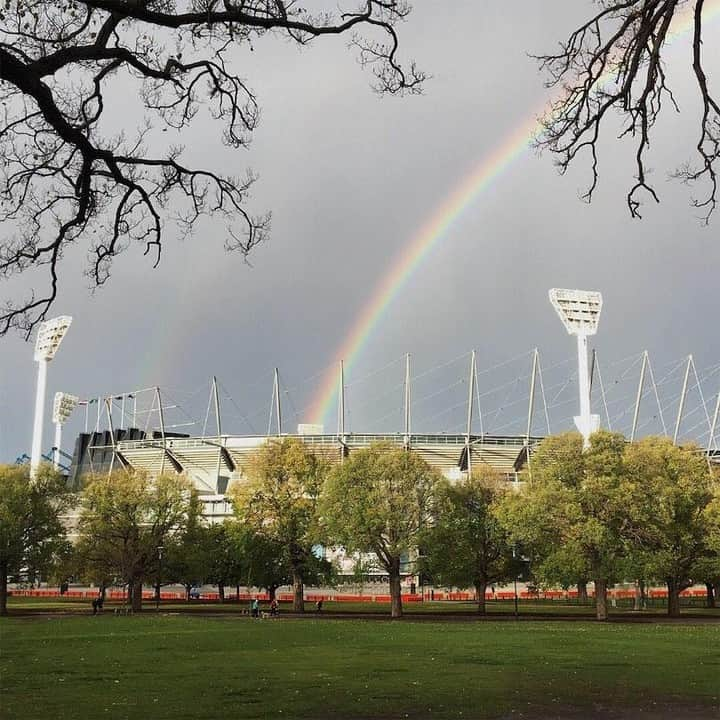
[34,316,73,361]
[53,392,80,426]
[549,289,602,337]
[548,289,603,449]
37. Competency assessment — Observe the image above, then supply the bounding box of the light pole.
[52,392,79,470]
[31,316,73,478]
[156,545,164,611]
[549,289,603,449]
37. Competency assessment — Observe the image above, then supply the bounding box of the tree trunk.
[705,583,715,609]
[185,583,191,602]
[577,580,588,603]
[666,578,682,617]
[292,569,304,612]
[594,578,608,621]
[218,582,225,603]
[639,579,647,607]
[269,585,277,602]
[131,578,143,612]
[475,579,488,616]
[236,584,241,603]
[0,561,8,616]
[389,557,403,619]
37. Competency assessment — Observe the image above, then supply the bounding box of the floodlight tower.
[549,289,603,449]
[30,316,72,478]
[52,392,79,470]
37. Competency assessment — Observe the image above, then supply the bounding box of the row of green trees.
[1,432,718,619]
[504,433,719,619]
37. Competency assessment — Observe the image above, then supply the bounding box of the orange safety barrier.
[8,586,712,603]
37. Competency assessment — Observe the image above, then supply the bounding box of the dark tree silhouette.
[0,0,424,335]
[537,0,718,222]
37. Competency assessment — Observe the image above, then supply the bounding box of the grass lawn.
[1,614,718,719]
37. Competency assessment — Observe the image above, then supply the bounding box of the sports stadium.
[68,429,541,521]
[52,291,716,525]
[25,291,718,522]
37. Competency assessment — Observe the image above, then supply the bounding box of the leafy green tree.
[0,464,72,615]
[422,466,519,615]
[698,488,720,607]
[321,443,441,618]
[163,523,212,601]
[233,526,290,602]
[204,522,246,603]
[693,557,720,609]
[232,438,328,612]
[501,431,635,621]
[624,437,718,616]
[75,470,200,611]
[350,555,378,597]
[44,540,76,589]
[162,521,248,602]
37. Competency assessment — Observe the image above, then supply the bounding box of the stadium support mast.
[526,349,538,441]
[709,387,720,457]
[156,386,167,474]
[212,376,222,436]
[549,289,603,449]
[79,400,90,433]
[337,361,346,444]
[631,351,648,442]
[273,368,282,436]
[105,397,118,474]
[673,356,692,444]
[31,316,72,478]
[404,354,411,448]
[466,351,476,478]
[212,376,223,483]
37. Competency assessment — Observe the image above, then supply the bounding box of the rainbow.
[307,1,720,426]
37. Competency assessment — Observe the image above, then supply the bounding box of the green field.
[1,614,718,719]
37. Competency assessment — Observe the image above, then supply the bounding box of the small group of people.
[251,597,280,618]
[249,597,324,616]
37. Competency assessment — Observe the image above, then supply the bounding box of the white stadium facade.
[68,429,542,521]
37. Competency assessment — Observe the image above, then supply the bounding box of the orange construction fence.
[9,586,710,603]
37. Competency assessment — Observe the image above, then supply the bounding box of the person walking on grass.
[91,591,104,615]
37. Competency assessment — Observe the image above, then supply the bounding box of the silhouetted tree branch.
[536,0,718,222]
[0,0,425,335]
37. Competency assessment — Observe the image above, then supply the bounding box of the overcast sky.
[1,0,719,462]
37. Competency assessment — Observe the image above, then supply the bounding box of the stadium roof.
[83,432,541,497]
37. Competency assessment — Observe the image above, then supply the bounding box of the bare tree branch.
[536,0,719,222]
[0,0,425,336]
